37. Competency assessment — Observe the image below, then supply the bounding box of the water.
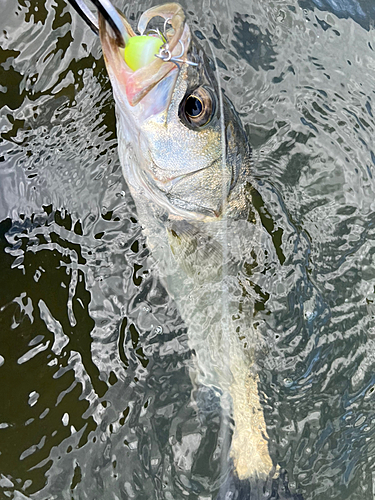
[0,0,375,498]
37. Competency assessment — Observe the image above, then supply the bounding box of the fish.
[98,0,275,489]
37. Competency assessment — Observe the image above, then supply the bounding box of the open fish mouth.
[98,3,191,107]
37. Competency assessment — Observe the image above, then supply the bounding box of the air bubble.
[283,377,293,387]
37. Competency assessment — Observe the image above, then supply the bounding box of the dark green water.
[0,0,375,498]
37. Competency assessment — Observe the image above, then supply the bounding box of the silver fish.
[99,2,274,482]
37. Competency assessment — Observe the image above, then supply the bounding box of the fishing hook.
[144,28,167,44]
[155,40,198,68]
[163,17,172,38]
[156,18,198,68]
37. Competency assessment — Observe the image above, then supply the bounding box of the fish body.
[99,3,274,482]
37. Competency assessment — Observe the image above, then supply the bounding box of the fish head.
[99,3,251,221]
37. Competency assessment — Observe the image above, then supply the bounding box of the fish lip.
[98,4,191,107]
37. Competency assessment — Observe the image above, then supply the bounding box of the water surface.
[0,0,375,498]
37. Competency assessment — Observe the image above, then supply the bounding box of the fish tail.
[230,362,274,480]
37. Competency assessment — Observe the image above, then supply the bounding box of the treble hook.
[155,40,198,68]
[153,17,198,68]
[67,0,128,47]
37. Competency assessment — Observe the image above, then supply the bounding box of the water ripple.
[1,0,375,499]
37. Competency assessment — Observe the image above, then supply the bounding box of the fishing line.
[204,25,233,484]
[204,9,276,487]
[202,17,228,319]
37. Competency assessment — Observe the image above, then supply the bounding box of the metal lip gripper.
[67,0,127,47]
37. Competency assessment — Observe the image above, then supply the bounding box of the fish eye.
[185,96,203,119]
[180,87,215,128]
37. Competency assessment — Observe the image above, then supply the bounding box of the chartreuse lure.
[124,35,164,71]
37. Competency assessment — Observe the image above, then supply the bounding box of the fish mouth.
[98,3,191,107]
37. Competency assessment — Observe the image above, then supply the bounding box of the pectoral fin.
[166,220,228,283]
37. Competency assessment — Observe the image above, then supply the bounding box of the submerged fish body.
[99,2,274,483]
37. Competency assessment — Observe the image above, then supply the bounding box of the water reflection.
[0,0,375,499]
[301,0,375,30]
